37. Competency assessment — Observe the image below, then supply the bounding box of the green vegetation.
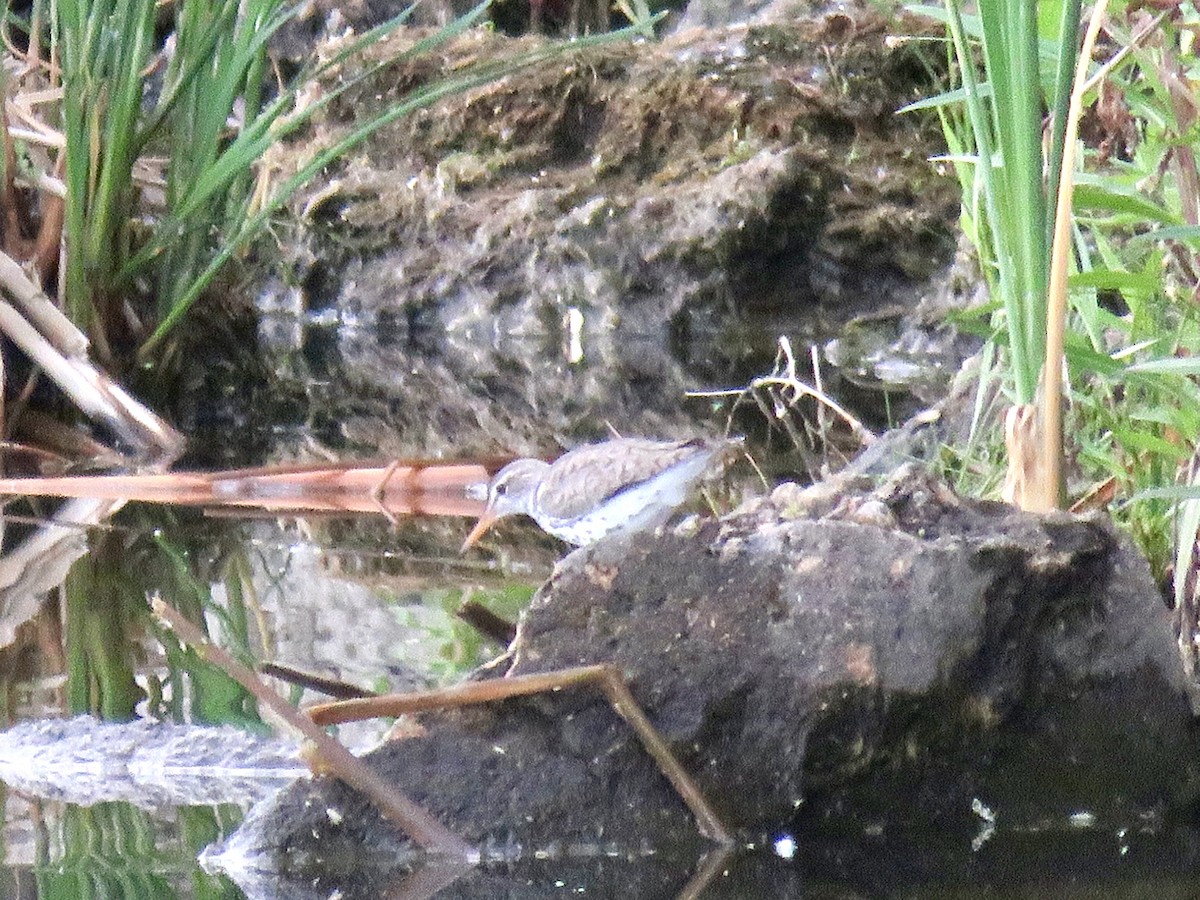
[34,802,241,899]
[49,0,477,362]
[5,0,659,367]
[61,511,263,725]
[912,0,1200,587]
[908,0,1059,406]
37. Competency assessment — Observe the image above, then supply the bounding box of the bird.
[460,436,740,550]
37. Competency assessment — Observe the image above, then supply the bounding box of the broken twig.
[309,663,733,845]
[151,597,476,859]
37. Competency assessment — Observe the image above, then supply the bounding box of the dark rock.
[212,468,1198,892]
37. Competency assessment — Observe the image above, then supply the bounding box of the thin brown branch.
[308,663,734,845]
[151,597,476,859]
[260,661,376,701]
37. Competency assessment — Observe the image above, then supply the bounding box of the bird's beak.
[460,509,498,552]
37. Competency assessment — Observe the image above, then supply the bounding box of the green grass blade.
[140,20,662,354]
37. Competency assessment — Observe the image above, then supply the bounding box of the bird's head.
[460,458,549,551]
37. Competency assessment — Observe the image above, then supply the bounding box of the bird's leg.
[308,663,733,845]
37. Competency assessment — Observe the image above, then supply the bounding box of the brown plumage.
[462,437,739,549]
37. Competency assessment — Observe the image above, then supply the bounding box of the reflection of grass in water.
[65,545,142,721]
[60,502,532,723]
[63,508,262,730]
[151,530,263,730]
[29,802,241,899]
[401,585,536,683]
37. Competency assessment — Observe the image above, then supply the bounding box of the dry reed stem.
[309,663,734,845]
[1039,0,1113,512]
[152,596,477,859]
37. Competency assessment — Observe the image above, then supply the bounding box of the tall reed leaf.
[918,0,1088,406]
[57,0,157,358]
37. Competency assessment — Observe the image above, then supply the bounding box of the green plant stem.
[944,2,1030,395]
[1045,0,1081,256]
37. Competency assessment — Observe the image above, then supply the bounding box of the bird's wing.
[535,438,713,523]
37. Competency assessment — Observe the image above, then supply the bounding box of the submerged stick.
[151,597,476,860]
[455,598,517,646]
[260,661,376,701]
[309,663,734,845]
[676,844,737,900]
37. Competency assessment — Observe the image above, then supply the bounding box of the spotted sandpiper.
[461,436,740,550]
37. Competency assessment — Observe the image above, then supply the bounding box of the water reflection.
[2,795,245,900]
[0,504,539,899]
[1,491,1199,899]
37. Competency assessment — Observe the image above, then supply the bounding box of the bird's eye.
[494,482,508,497]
